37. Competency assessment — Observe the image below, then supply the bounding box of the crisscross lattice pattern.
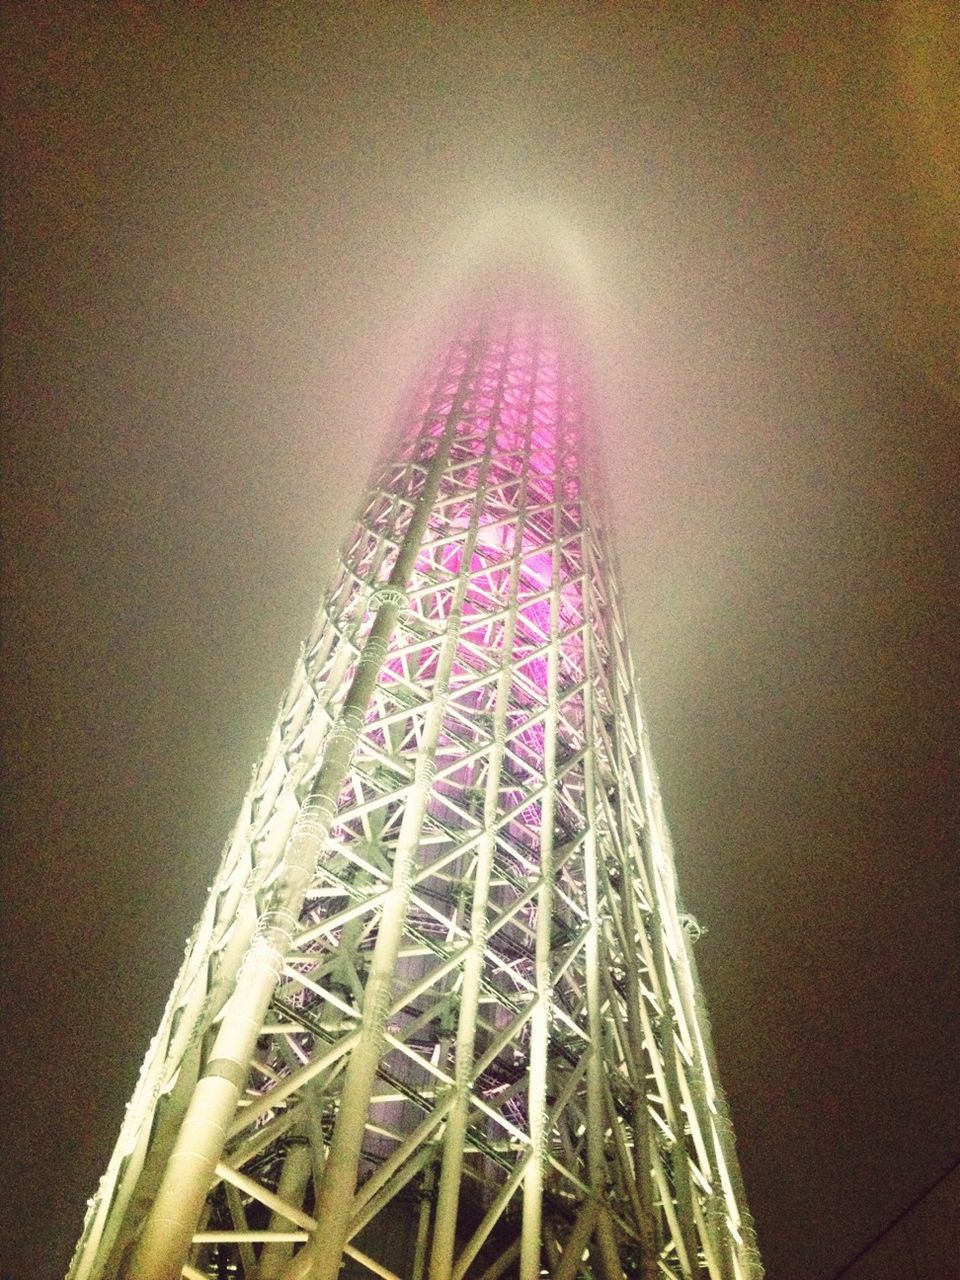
[70,303,762,1280]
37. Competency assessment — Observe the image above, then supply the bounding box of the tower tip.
[453,208,593,321]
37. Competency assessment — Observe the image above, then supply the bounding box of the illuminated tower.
[70,284,762,1280]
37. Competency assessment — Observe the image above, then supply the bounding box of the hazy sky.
[3,5,958,1279]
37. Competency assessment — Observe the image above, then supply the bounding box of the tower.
[70,282,762,1280]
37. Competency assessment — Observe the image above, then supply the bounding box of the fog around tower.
[3,6,957,1280]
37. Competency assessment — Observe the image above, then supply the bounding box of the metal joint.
[679,912,706,942]
[370,584,408,616]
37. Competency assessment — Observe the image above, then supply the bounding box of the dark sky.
[2,5,957,1279]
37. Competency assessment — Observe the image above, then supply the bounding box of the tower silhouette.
[70,283,761,1280]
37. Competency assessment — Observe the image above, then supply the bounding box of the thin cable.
[823,1155,960,1280]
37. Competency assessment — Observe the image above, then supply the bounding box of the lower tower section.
[70,298,762,1280]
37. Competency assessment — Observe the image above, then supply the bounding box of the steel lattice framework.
[70,296,762,1280]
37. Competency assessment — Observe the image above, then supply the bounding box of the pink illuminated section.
[69,268,761,1280]
[319,298,593,863]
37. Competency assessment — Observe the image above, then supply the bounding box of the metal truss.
[69,299,763,1280]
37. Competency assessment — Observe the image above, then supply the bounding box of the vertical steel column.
[286,336,507,1280]
[519,326,557,1280]
[259,1134,314,1280]
[428,330,533,1280]
[581,559,625,1278]
[619,866,661,1280]
[682,937,763,1279]
[123,336,484,1280]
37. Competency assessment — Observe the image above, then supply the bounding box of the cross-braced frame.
[70,298,762,1280]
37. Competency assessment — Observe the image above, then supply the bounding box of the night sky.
[2,5,957,1279]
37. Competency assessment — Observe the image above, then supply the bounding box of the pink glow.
[339,303,591,856]
[410,313,582,693]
